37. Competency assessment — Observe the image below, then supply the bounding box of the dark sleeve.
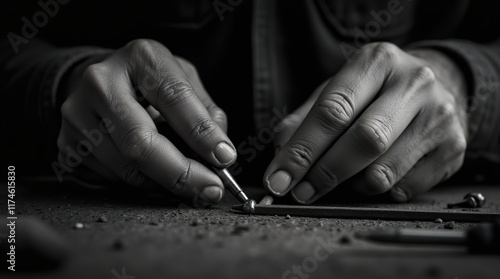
[0,38,111,173]
[407,39,500,164]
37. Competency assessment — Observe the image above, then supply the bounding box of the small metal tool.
[355,220,500,254]
[211,167,255,213]
[231,204,500,222]
[447,192,486,209]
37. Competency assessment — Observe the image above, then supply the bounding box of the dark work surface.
[1,178,500,279]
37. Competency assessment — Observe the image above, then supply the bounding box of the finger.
[274,81,329,151]
[128,40,235,167]
[390,129,466,202]
[264,43,398,196]
[176,56,228,132]
[57,114,118,181]
[293,66,434,204]
[352,102,453,195]
[85,64,225,204]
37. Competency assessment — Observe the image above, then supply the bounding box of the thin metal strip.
[231,204,500,222]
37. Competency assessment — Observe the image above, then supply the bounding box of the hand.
[264,42,468,203]
[57,39,235,205]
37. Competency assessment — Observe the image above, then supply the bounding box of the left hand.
[264,42,468,204]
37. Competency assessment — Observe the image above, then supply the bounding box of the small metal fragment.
[447,193,486,209]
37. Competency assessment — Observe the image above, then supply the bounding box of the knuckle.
[368,42,399,63]
[177,57,197,76]
[314,165,338,190]
[81,64,110,99]
[82,63,109,82]
[122,166,145,186]
[365,163,393,194]
[156,78,193,107]
[404,66,437,96]
[450,136,467,155]
[120,128,157,168]
[452,155,465,173]
[315,90,355,134]
[56,135,66,151]
[212,107,227,125]
[189,118,217,142]
[60,100,74,119]
[171,161,192,195]
[286,141,315,170]
[126,39,163,57]
[435,102,456,123]
[353,118,391,157]
[414,66,436,86]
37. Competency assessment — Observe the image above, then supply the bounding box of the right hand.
[57,39,235,205]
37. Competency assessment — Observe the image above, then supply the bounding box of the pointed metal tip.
[231,199,256,214]
[243,199,256,214]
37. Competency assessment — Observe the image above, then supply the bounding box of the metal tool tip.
[242,199,256,214]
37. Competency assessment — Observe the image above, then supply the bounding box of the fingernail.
[267,170,292,194]
[213,142,236,165]
[292,181,315,203]
[390,186,408,202]
[202,186,223,203]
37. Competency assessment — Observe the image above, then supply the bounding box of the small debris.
[444,221,455,229]
[97,216,108,223]
[434,218,443,223]
[190,219,202,226]
[285,215,292,219]
[73,222,84,230]
[112,239,125,251]
[195,232,205,239]
[338,235,351,245]
[231,224,250,235]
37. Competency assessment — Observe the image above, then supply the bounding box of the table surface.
[2,178,500,279]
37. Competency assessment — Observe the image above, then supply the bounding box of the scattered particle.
[190,219,202,226]
[434,218,443,223]
[444,221,455,229]
[338,235,351,245]
[112,239,125,251]
[73,223,84,230]
[97,216,108,223]
[231,224,250,235]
